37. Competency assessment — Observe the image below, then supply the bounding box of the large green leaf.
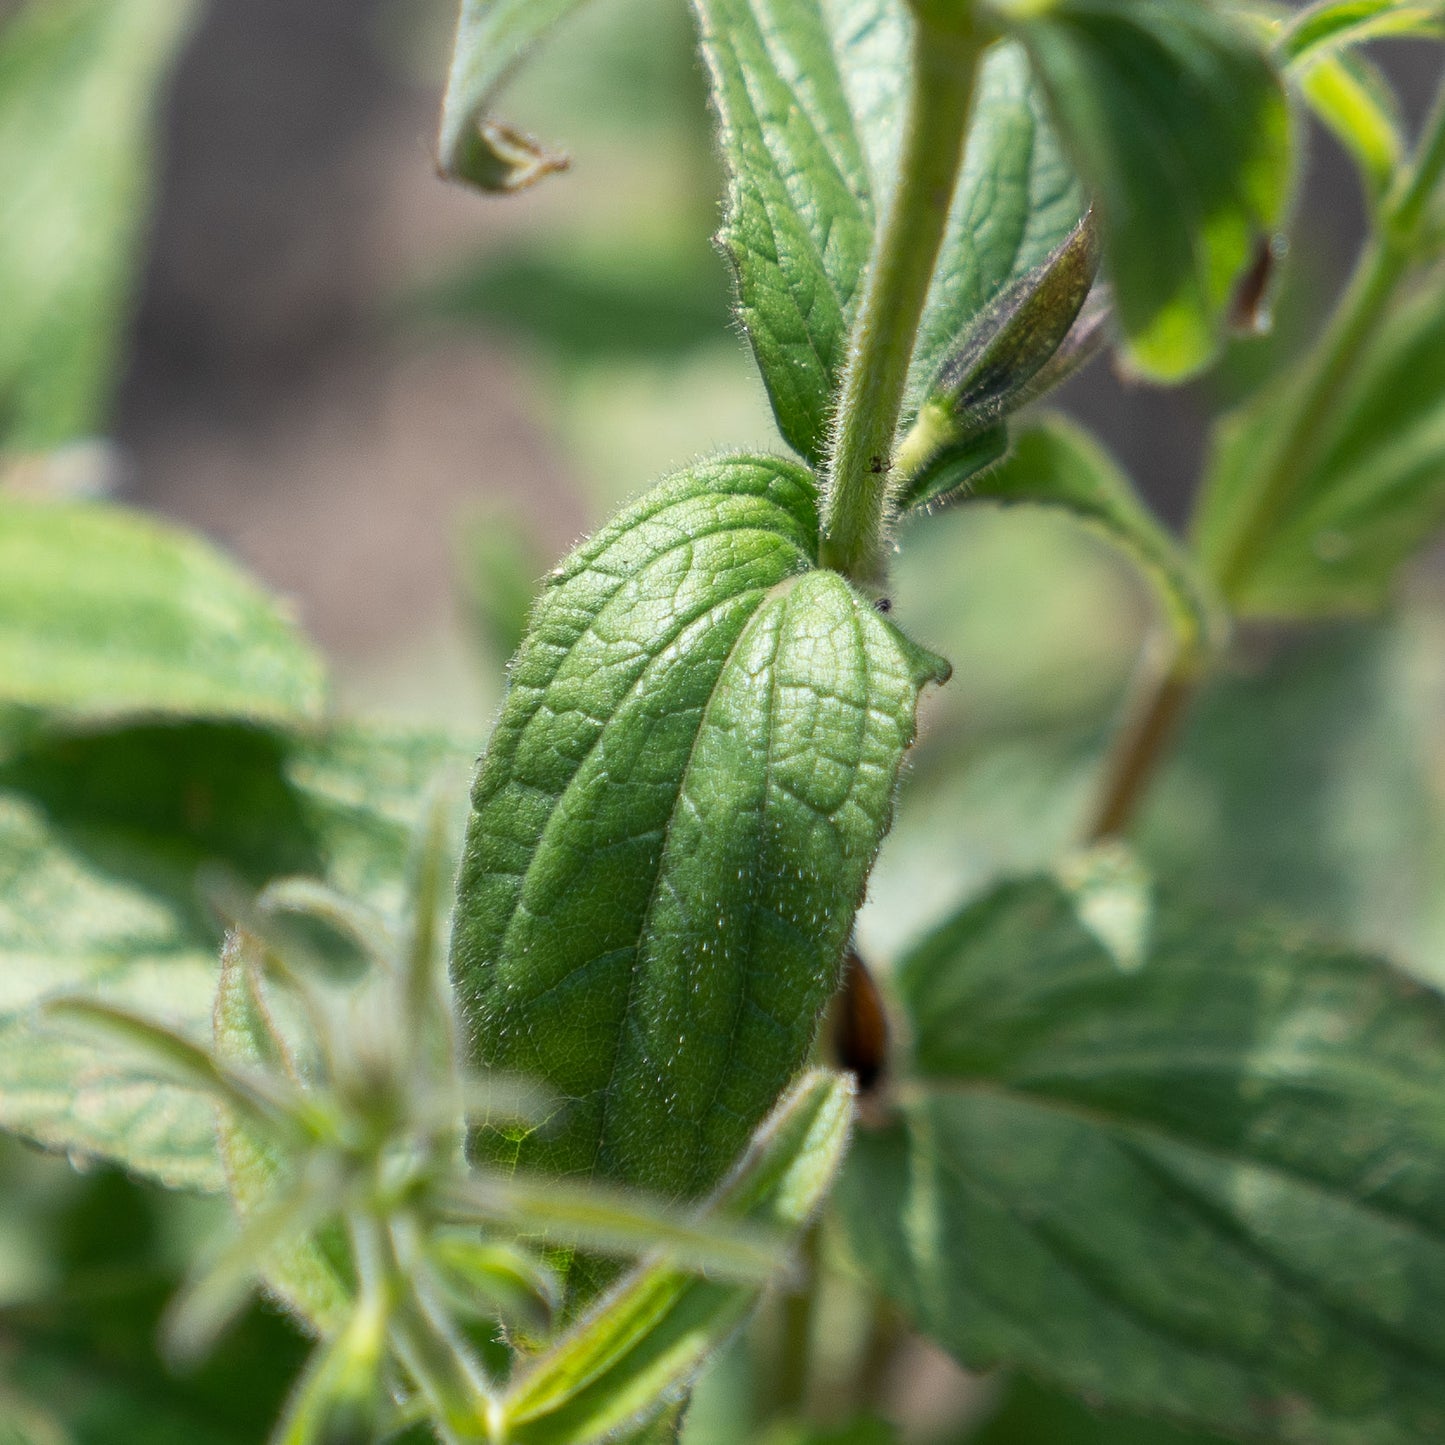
[450,455,945,1202]
[0,0,197,453]
[691,0,1081,463]
[0,499,325,725]
[988,0,1292,381]
[0,720,468,1189]
[438,0,588,192]
[839,874,1445,1443]
[497,1072,854,1445]
[1196,277,1445,617]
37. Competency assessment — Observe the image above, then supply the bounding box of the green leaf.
[438,0,585,192]
[988,0,1293,380]
[0,499,325,725]
[1294,48,1406,202]
[450,455,946,1205]
[971,1376,1237,1445]
[692,0,1082,462]
[1279,0,1445,62]
[0,0,197,453]
[936,417,1220,660]
[839,875,1445,1443]
[1196,277,1445,617]
[496,1071,854,1445]
[0,719,468,1190]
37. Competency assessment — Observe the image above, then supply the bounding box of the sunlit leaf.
[450,456,944,1221]
[692,0,1082,462]
[0,499,325,725]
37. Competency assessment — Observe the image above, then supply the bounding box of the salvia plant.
[5,0,1445,1441]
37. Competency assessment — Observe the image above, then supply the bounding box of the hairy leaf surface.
[0,499,325,725]
[450,456,945,1201]
[1197,279,1445,616]
[988,0,1292,380]
[0,0,197,453]
[0,722,467,1188]
[691,0,1081,463]
[839,876,1445,1443]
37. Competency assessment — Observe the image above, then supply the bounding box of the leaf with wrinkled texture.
[988,0,1292,380]
[947,417,1220,659]
[692,0,1082,462]
[0,719,469,1189]
[839,875,1445,1444]
[0,0,197,453]
[0,499,325,725]
[450,455,945,1209]
[438,0,584,191]
[1196,278,1445,616]
[497,1072,853,1445]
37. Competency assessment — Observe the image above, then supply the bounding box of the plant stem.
[820,9,983,587]
[1087,637,1199,841]
[1089,74,1445,840]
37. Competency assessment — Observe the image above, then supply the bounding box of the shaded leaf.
[497,1072,854,1445]
[990,0,1293,380]
[0,0,197,452]
[0,499,325,725]
[692,0,1082,462]
[1196,276,1445,616]
[0,720,469,1189]
[839,876,1445,1443]
[971,1375,1237,1445]
[449,456,944,1209]
[438,0,584,192]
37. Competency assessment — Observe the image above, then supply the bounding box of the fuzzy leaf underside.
[0,499,325,726]
[992,0,1292,380]
[449,455,945,1202]
[839,876,1445,1443]
[692,0,1082,463]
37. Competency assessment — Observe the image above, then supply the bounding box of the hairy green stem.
[820,9,983,586]
[1090,73,1445,840]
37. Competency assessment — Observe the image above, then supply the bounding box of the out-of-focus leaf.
[450,456,945,1212]
[692,0,1081,462]
[0,721,469,1189]
[416,235,732,365]
[988,0,1293,380]
[941,417,1220,661]
[0,499,325,725]
[1279,0,1445,61]
[839,875,1445,1443]
[495,1072,854,1445]
[1295,49,1405,201]
[1196,278,1445,616]
[0,0,197,453]
[970,1376,1237,1445]
[438,0,585,192]
[1140,618,1445,976]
